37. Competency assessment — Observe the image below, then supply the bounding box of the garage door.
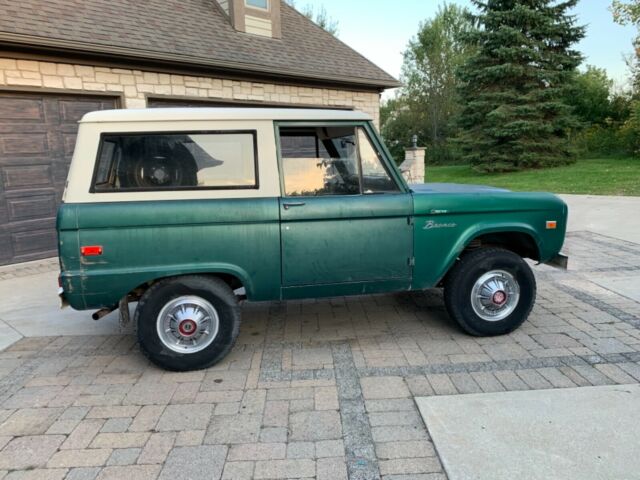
[0,92,118,266]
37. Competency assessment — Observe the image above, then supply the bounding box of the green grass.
[426,157,640,196]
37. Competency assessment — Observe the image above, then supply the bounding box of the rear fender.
[69,263,257,310]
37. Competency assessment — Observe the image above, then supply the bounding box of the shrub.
[571,124,625,157]
[619,101,640,156]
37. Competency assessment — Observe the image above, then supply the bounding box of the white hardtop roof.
[80,108,372,124]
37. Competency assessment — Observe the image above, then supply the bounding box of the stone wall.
[0,58,381,127]
[400,147,426,184]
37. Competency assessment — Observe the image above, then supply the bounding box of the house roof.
[80,107,372,124]
[0,0,400,90]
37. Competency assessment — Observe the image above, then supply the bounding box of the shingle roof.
[0,0,399,89]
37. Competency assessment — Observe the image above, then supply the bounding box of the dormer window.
[245,0,269,10]
[217,0,280,38]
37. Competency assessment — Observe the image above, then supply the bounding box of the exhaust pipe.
[92,306,115,321]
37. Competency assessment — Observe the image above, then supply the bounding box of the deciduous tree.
[611,0,640,25]
[381,4,475,164]
[612,0,640,92]
[285,0,338,36]
[564,66,614,126]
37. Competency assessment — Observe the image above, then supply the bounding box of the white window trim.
[245,0,269,11]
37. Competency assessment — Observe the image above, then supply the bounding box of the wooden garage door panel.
[0,233,11,262]
[0,218,57,261]
[51,161,72,188]
[0,199,8,224]
[0,91,118,265]
[7,192,57,221]
[62,132,79,156]
[2,133,49,155]
[3,164,53,190]
[0,97,45,121]
[12,228,58,256]
[59,99,114,123]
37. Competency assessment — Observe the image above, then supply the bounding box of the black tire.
[135,275,240,371]
[444,248,536,336]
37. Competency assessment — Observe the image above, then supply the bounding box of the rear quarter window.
[91,131,259,192]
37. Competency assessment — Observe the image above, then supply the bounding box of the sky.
[311,0,638,97]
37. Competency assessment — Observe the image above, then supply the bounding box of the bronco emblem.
[424,220,458,230]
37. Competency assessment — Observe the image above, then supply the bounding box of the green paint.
[57,198,282,309]
[411,189,567,288]
[280,194,413,286]
[57,121,568,311]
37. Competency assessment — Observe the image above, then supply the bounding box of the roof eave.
[0,32,401,90]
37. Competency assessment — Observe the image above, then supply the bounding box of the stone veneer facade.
[0,57,381,127]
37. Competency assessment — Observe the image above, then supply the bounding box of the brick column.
[400,146,426,184]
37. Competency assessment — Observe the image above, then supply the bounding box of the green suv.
[57,108,568,371]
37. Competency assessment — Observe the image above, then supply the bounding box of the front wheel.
[444,248,536,336]
[135,276,240,371]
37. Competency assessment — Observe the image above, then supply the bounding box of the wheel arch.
[436,225,542,286]
[463,230,541,261]
[121,264,254,304]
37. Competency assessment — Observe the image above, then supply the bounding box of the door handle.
[283,202,306,210]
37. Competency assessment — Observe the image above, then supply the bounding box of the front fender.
[412,216,548,290]
[436,222,542,286]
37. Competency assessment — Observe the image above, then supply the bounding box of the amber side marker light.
[81,246,103,256]
[546,221,558,230]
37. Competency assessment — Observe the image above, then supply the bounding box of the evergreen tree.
[456,0,585,172]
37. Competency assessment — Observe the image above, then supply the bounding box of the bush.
[571,100,640,158]
[571,124,626,157]
[426,142,465,165]
[619,101,640,156]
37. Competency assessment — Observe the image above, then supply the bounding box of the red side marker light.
[546,221,558,230]
[81,246,103,256]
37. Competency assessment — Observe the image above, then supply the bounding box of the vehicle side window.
[279,127,361,197]
[92,132,258,192]
[357,127,400,194]
[279,125,400,197]
[95,139,118,185]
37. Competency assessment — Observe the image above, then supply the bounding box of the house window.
[245,0,269,10]
[92,131,258,192]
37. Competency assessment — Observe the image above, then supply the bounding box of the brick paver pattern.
[0,231,639,479]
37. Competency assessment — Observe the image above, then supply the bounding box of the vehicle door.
[277,122,413,297]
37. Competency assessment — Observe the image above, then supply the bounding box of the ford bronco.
[57,108,568,371]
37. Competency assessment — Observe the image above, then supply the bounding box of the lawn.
[426,157,640,196]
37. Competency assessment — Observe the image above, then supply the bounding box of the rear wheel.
[135,276,240,371]
[444,248,536,336]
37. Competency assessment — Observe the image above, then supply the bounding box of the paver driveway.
[0,231,639,480]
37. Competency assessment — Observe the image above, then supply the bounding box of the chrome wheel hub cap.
[157,296,219,354]
[470,270,520,322]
